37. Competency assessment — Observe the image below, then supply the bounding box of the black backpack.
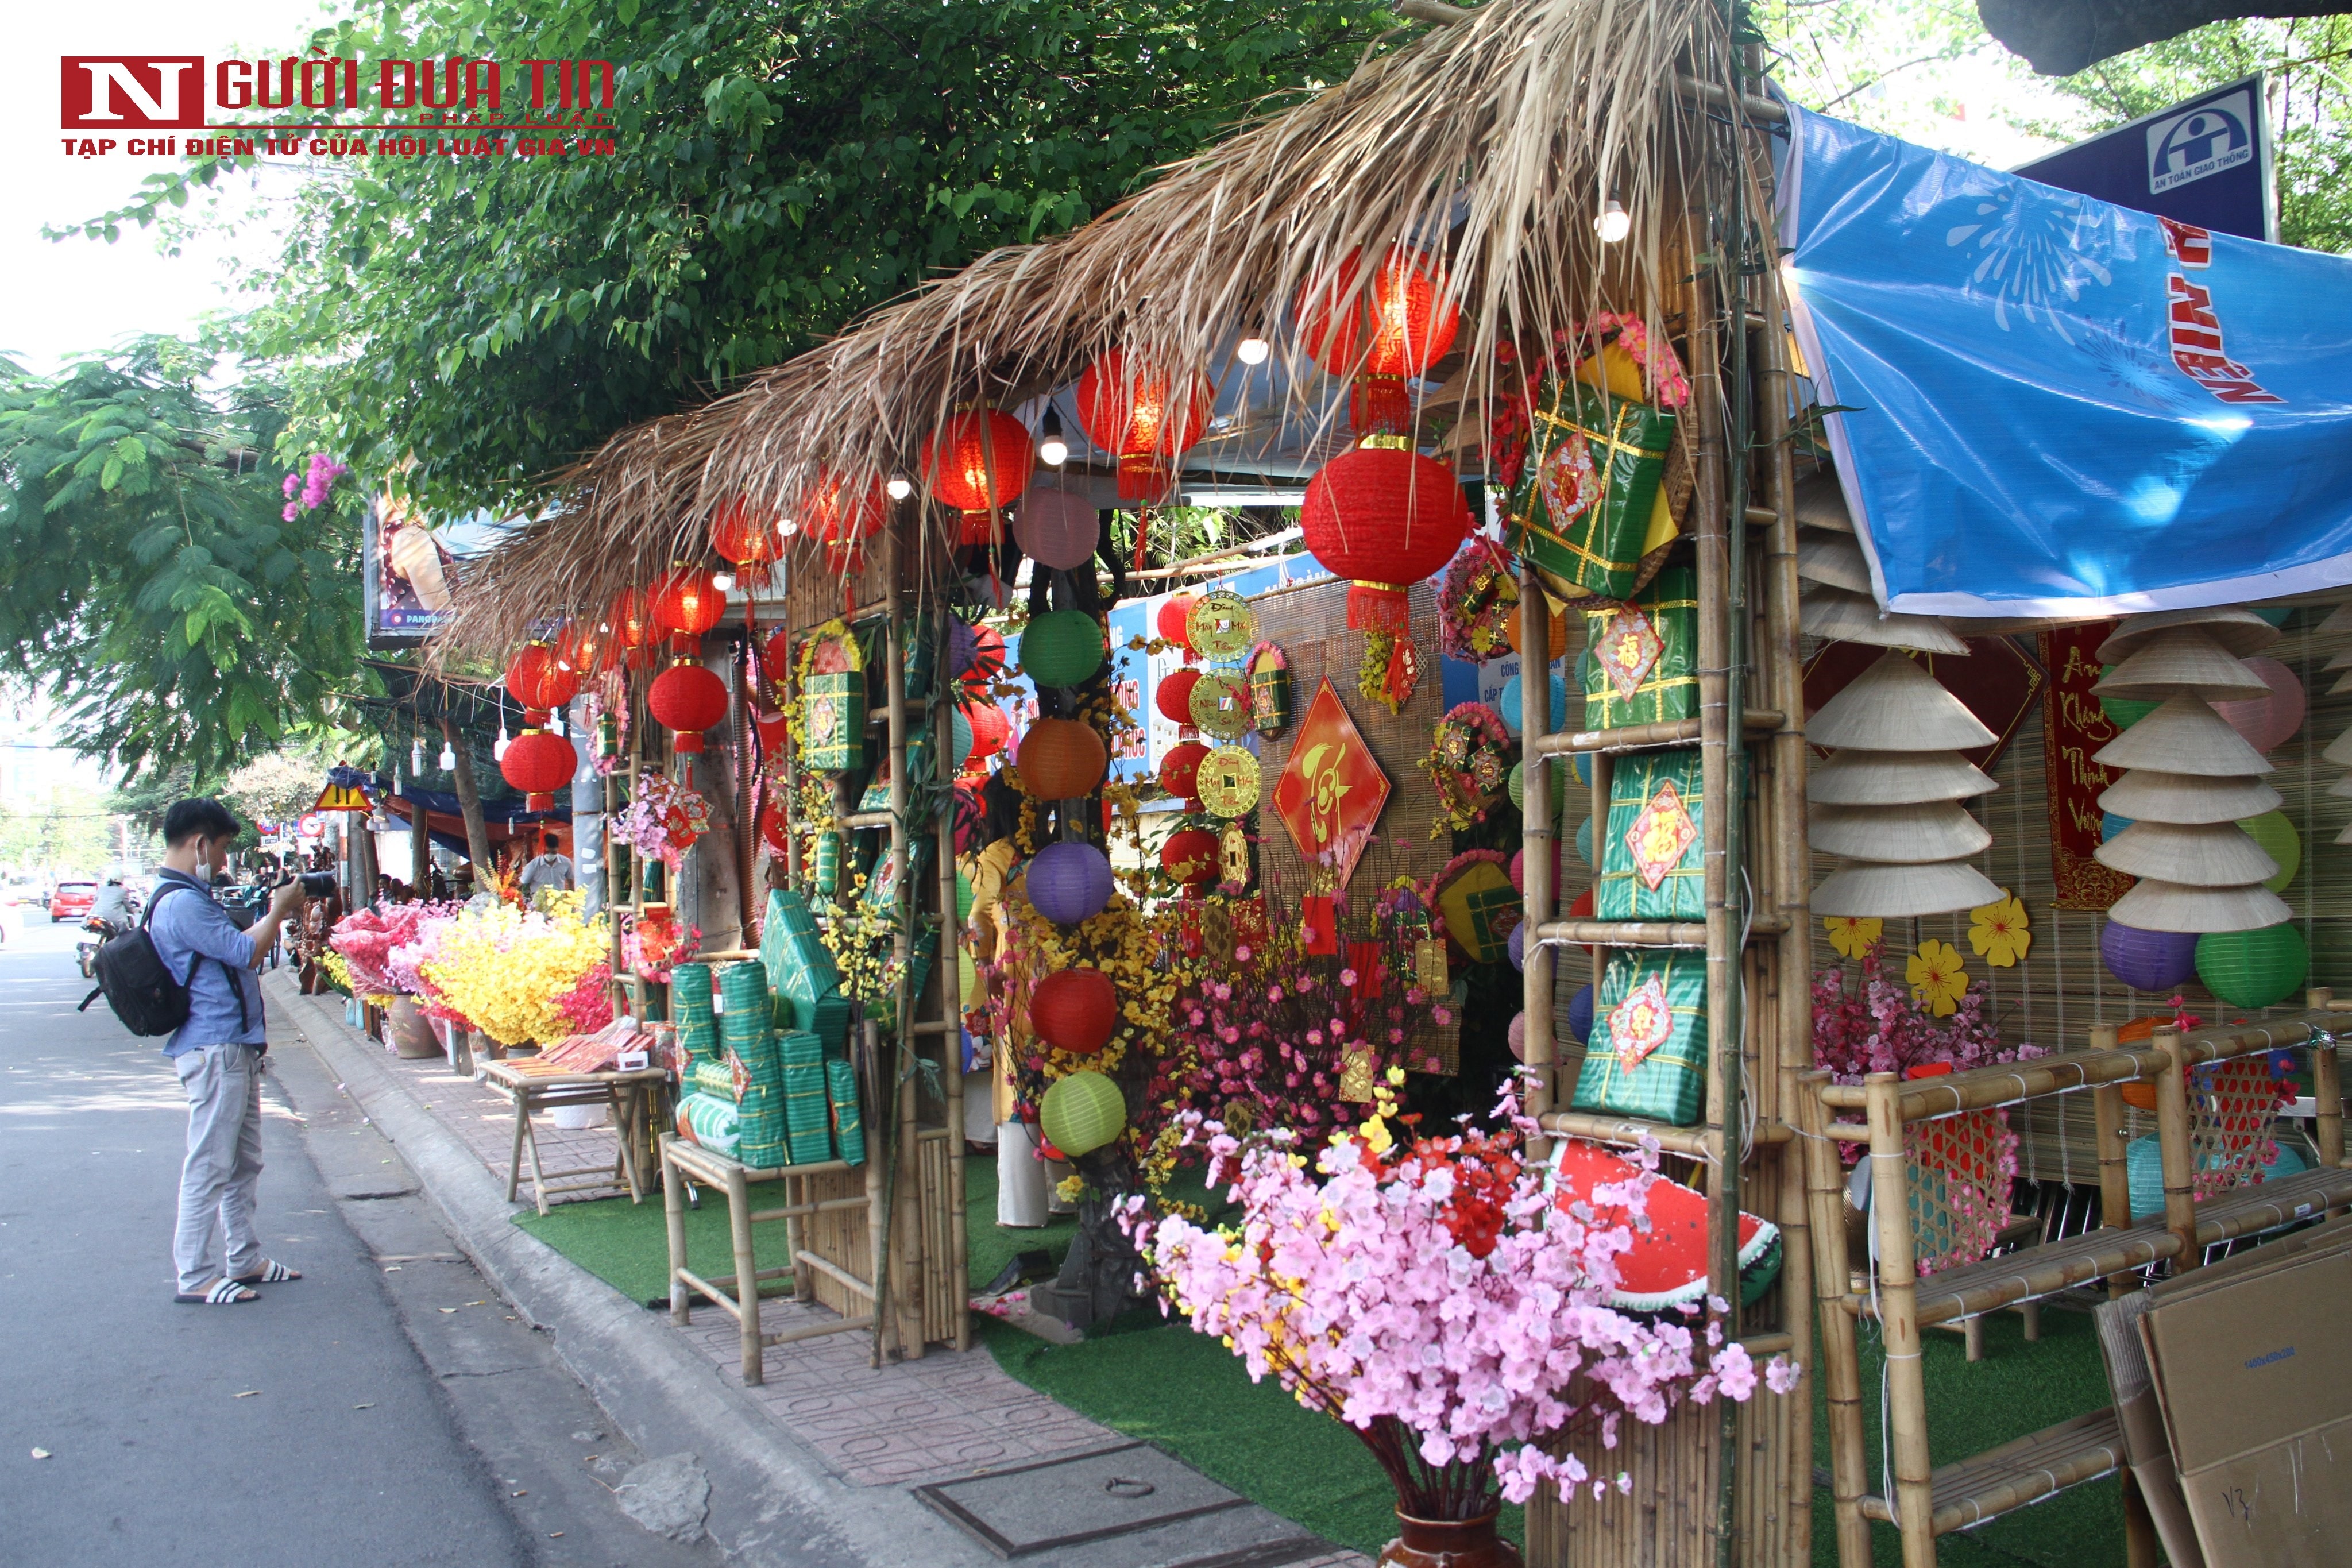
[79,882,250,1037]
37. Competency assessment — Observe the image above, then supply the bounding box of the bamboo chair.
[1802,995,2351,1568]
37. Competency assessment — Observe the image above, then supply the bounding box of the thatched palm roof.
[439,0,1736,656]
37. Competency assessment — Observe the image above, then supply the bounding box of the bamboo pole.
[1800,1071,1871,1568]
[2085,1024,2134,1301]
[1865,1073,1936,1567]
[1529,709,1785,756]
[2152,1026,2200,1275]
[935,601,971,1351]
[1521,571,1558,1156]
[883,532,924,1360]
[2308,988,2345,1172]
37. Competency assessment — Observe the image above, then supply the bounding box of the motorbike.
[76,915,128,979]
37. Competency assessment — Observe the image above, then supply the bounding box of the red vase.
[1378,1508,1521,1568]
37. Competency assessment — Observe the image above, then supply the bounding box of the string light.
[437,741,457,770]
[711,571,736,593]
[886,474,914,501]
[1594,199,1630,243]
[1038,407,1069,468]
[1235,337,1271,366]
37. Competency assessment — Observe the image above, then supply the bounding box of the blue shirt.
[146,869,262,1056]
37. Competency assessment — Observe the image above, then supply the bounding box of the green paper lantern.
[956,945,978,1008]
[1040,1069,1127,1157]
[2097,664,2157,731]
[1575,814,1593,868]
[2237,809,2301,893]
[810,831,841,895]
[2195,922,2309,1010]
[956,869,975,924]
[1573,750,1593,788]
[1507,759,1568,815]
[1021,611,1106,689]
[2251,605,2291,626]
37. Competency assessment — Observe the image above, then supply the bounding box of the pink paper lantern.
[1014,486,1099,571]
[1507,1010,1527,1062]
[2214,655,2305,753]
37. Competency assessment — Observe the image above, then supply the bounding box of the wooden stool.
[481,1060,669,1216]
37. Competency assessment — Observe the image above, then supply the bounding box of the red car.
[48,882,96,922]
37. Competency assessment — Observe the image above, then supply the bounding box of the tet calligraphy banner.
[2038,623,2134,910]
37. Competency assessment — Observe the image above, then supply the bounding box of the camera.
[295,870,338,898]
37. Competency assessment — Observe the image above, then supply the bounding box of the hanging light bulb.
[1037,407,1068,468]
[1594,198,1631,243]
[410,737,424,773]
[1235,335,1271,366]
[494,722,511,761]
[438,741,457,770]
[886,474,914,501]
[711,570,736,593]
[777,515,797,540]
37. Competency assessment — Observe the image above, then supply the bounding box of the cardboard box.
[2139,1223,2352,1566]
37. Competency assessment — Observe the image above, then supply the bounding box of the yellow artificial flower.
[1358,1115,1394,1156]
[1967,891,2032,968]
[1824,915,1883,959]
[1906,937,1968,1018]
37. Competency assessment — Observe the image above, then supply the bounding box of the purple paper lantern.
[947,615,980,680]
[1508,921,1527,972]
[1029,840,1113,926]
[1566,983,1594,1045]
[2100,919,2199,994]
[1507,1011,1527,1061]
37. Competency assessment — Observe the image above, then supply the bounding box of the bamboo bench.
[1802,995,2349,1568]
[480,1059,669,1216]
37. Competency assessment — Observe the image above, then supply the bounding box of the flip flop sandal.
[233,1261,302,1285]
[176,1280,260,1305]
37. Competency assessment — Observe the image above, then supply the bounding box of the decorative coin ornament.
[1219,821,1253,889]
[1189,671,1252,739]
[1196,745,1261,819]
[1185,590,1256,662]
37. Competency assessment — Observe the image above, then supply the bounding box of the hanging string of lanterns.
[499,640,582,811]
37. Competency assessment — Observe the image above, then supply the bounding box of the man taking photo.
[150,799,305,1306]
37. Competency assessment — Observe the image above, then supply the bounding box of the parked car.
[48,881,97,923]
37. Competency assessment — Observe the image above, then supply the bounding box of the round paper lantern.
[1156,667,1202,726]
[1575,816,1593,867]
[554,618,611,679]
[1301,444,1472,633]
[1497,671,1570,737]
[2101,920,2199,993]
[1508,921,1527,972]
[651,566,725,652]
[1158,740,1209,802]
[499,728,575,810]
[1507,1011,1527,1061]
[956,869,975,924]
[2196,922,2309,1010]
[961,624,1008,690]
[948,706,976,772]
[946,616,980,679]
[956,947,979,1010]
[709,496,781,584]
[2096,665,2157,732]
[1021,611,1105,689]
[1573,751,1593,788]
[1507,758,1566,814]
[2102,811,2135,843]
[1157,596,1199,655]
[2239,809,2301,893]
[1028,841,1113,926]
[1017,719,1108,799]
[961,697,1010,764]
[1567,984,1595,1045]
[2214,656,2306,753]
[1030,967,1118,1055]
[1508,840,1563,897]
[1039,1069,1126,1157]
[1161,827,1219,886]
[801,470,888,560]
[609,586,659,668]
[1295,246,1460,433]
[921,409,1034,534]
[1075,352,1212,501]
[1504,596,1570,658]
[1014,486,1099,571]
[953,780,986,852]
[504,642,579,721]
[650,662,730,754]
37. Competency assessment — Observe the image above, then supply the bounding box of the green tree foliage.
[78,0,1395,516]
[0,336,366,781]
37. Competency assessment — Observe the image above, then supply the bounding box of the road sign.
[2014,74,2274,242]
[296,813,325,840]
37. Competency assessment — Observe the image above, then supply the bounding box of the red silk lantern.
[649,662,730,755]
[1301,443,1472,634]
[1161,827,1219,886]
[500,728,576,812]
[801,470,888,566]
[611,586,659,669]
[1029,967,1118,1055]
[1156,667,1202,726]
[1074,351,1212,502]
[1296,246,1459,434]
[960,697,1010,765]
[1158,740,1208,803]
[504,642,580,723]
[921,410,1034,542]
[709,497,780,586]
[553,619,611,679]
[1156,595,1198,656]
[1017,718,1107,799]
[651,567,724,654]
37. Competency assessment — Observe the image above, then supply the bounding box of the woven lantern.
[504,642,580,723]
[1157,596,1199,656]
[2100,920,2199,992]
[553,619,611,679]
[1014,486,1099,571]
[948,706,976,773]
[1029,841,1113,926]
[1030,967,1118,1055]
[499,728,575,811]
[1017,718,1107,799]
[709,497,781,587]
[1158,740,1208,804]
[921,410,1034,543]
[610,586,660,669]
[1074,352,1212,501]
[802,470,889,567]
[960,697,1010,766]
[1301,443,1472,634]
[1162,826,1219,886]
[1039,1070,1126,1157]
[1155,667,1202,728]
[1021,611,1106,689]
[2196,922,2309,1009]
[651,566,725,654]
[650,662,729,755]
[1295,246,1459,434]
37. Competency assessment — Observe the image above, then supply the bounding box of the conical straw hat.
[2338,821,2352,845]
[1814,859,2004,919]
[1801,586,1971,656]
[2097,768,2282,824]
[2334,669,2352,698]
[1796,533,1872,594]
[1793,472,1852,532]
[2092,625,2270,702]
[2323,646,2352,672]
[2091,694,2273,776]
[2097,607,2280,663]
[2094,820,2280,885]
[2316,601,2352,638]
[2107,878,2292,934]
[1810,748,1998,805]
[1809,650,1998,752]
[2330,774,2352,800]
[2324,727,2352,768]
[1808,801,1992,861]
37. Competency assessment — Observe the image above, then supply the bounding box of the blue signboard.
[2013,74,2274,243]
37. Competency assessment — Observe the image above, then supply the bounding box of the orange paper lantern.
[610,586,659,669]
[1017,718,1107,800]
[921,410,1034,542]
[553,619,611,679]
[1074,351,1212,501]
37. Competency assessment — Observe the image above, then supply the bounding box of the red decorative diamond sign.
[1624,780,1697,891]
[1596,604,1663,701]
[1271,679,1390,890]
[1608,974,1675,1070]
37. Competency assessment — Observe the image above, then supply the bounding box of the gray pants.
[174,1043,264,1293]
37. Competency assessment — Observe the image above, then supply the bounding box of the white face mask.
[189,840,214,885]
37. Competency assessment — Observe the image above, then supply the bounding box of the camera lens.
[299,871,338,898]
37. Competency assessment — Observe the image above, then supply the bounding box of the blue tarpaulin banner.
[1782,105,2352,617]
